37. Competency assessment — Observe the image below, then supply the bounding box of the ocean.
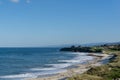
[0,48,94,80]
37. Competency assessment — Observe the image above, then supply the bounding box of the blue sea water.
[0,48,94,80]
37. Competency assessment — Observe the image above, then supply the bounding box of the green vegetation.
[67,44,120,80]
[68,74,103,80]
[60,46,103,53]
[60,43,120,53]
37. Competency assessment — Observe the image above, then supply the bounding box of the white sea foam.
[74,56,93,61]
[59,59,76,63]
[66,52,89,55]
[46,63,72,69]
[0,69,67,79]
[48,53,94,69]
[38,69,67,75]
[59,53,94,64]
[0,73,37,79]
[30,67,57,71]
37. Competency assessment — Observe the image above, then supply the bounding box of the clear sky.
[0,0,120,47]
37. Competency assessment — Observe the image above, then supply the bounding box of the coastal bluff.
[60,46,102,53]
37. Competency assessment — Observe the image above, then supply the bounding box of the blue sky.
[0,0,120,47]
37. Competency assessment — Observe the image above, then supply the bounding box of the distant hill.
[82,42,120,47]
[105,42,120,45]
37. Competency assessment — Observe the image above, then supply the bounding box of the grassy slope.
[67,50,120,80]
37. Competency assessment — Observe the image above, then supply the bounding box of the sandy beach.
[27,53,114,80]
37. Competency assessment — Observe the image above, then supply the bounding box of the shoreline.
[27,53,114,80]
